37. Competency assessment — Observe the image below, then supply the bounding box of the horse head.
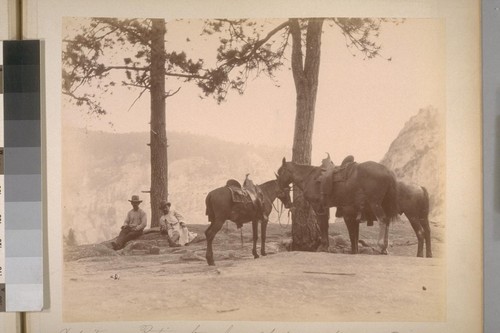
[275,183,292,209]
[276,157,294,190]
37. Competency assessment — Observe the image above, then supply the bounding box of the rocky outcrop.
[380,106,445,222]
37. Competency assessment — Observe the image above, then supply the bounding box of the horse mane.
[257,179,278,196]
[284,161,320,174]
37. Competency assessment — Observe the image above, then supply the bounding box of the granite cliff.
[380,106,445,221]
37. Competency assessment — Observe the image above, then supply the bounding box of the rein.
[256,180,290,225]
[270,185,296,227]
[271,199,290,227]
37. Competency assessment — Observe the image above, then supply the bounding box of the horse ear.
[275,172,279,179]
[325,152,331,161]
[282,157,286,165]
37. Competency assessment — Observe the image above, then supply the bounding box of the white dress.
[159,208,197,245]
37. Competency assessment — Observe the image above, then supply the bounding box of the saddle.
[319,159,357,208]
[226,179,249,203]
[225,174,267,223]
[322,157,374,226]
[331,161,357,183]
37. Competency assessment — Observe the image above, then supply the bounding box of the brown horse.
[335,181,432,258]
[337,181,432,257]
[276,157,399,254]
[397,181,432,257]
[334,156,432,258]
[204,179,291,266]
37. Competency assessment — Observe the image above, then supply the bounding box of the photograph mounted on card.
[60,15,446,322]
[22,0,482,332]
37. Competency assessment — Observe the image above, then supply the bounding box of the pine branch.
[126,87,149,112]
[218,20,290,69]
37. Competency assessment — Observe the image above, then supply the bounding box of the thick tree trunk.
[289,18,324,251]
[149,19,168,227]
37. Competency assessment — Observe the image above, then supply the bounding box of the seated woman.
[159,200,197,246]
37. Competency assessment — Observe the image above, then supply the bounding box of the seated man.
[159,200,197,246]
[111,195,147,250]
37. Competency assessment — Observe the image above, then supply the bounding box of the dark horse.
[204,179,291,266]
[397,181,432,257]
[276,157,399,254]
[334,156,432,257]
[337,181,432,257]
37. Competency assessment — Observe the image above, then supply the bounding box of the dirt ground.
[63,220,446,323]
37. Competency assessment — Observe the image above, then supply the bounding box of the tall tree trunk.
[289,18,324,251]
[149,19,168,227]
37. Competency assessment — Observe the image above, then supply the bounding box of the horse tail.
[420,186,430,219]
[383,173,399,221]
[205,192,215,223]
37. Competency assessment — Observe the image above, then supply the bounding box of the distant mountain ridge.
[63,106,445,244]
[62,128,289,244]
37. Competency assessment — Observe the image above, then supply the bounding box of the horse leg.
[369,203,390,255]
[421,218,433,258]
[407,215,425,257]
[342,207,359,254]
[204,223,214,265]
[252,220,259,259]
[205,220,224,266]
[343,217,360,254]
[377,221,390,255]
[316,209,330,252]
[261,219,268,256]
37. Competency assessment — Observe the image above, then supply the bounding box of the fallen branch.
[217,308,240,313]
[303,271,355,276]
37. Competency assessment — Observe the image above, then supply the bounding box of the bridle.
[271,186,292,226]
[271,184,293,227]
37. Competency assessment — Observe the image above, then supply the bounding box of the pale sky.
[62,17,445,164]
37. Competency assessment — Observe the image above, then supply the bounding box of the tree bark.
[289,18,324,251]
[149,19,168,227]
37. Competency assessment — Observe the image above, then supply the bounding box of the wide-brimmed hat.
[128,195,143,203]
[159,200,171,209]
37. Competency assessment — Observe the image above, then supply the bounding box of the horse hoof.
[208,262,215,266]
[253,254,260,259]
[261,252,267,257]
[380,250,388,255]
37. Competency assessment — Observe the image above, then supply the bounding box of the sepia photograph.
[60,15,448,323]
